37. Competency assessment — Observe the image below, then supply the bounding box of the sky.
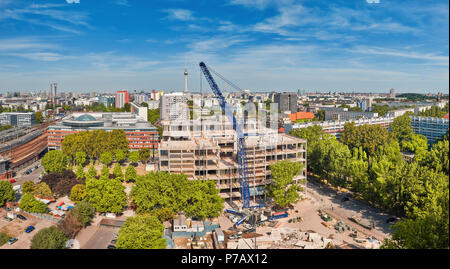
[0,0,448,94]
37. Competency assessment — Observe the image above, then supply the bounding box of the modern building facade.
[115,91,130,109]
[98,96,115,108]
[47,112,159,151]
[324,110,378,121]
[285,116,394,139]
[160,92,189,121]
[0,112,36,127]
[410,116,449,145]
[274,92,298,113]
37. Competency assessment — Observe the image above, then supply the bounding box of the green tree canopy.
[131,172,223,219]
[100,151,114,166]
[267,160,305,208]
[41,150,68,174]
[129,151,139,164]
[22,180,34,194]
[116,215,166,249]
[31,226,67,249]
[74,151,87,167]
[19,193,48,213]
[71,200,95,227]
[138,148,151,164]
[32,182,53,199]
[125,166,137,182]
[0,181,16,206]
[86,177,127,214]
[115,149,126,163]
[70,184,87,202]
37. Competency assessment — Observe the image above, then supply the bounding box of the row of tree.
[417,103,449,118]
[291,119,449,249]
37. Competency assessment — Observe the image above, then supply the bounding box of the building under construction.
[158,115,307,203]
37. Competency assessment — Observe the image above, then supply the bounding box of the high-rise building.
[390,88,396,99]
[274,92,298,113]
[160,92,188,121]
[50,83,57,106]
[115,90,129,109]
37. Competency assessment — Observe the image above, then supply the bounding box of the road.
[82,226,118,249]
[12,161,44,186]
[302,177,394,240]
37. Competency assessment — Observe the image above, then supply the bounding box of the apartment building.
[0,112,36,127]
[115,91,130,109]
[410,116,449,145]
[160,92,189,121]
[158,116,307,202]
[274,92,298,113]
[285,117,394,139]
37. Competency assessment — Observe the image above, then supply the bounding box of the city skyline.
[0,0,448,93]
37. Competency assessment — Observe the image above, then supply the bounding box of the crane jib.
[199,62,251,209]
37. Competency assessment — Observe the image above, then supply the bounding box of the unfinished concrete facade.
[158,115,307,202]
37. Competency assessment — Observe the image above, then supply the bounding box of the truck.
[349,215,375,230]
[225,209,244,216]
[268,211,288,221]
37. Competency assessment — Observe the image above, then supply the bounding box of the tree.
[340,122,391,157]
[131,172,223,219]
[422,139,449,175]
[129,151,139,164]
[0,181,16,206]
[152,208,175,222]
[100,152,113,166]
[138,148,151,164]
[19,193,48,213]
[41,170,83,198]
[390,114,414,142]
[74,151,87,167]
[32,182,53,199]
[115,149,126,163]
[267,160,305,208]
[86,178,127,214]
[75,165,85,179]
[316,110,325,121]
[70,184,87,202]
[125,166,137,182]
[116,215,166,249]
[71,200,95,227]
[87,165,97,179]
[22,180,34,194]
[147,108,160,125]
[35,111,43,124]
[0,232,10,247]
[113,163,124,181]
[57,213,83,239]
[100,165,110,179]
[31,226,67,249]
[41,150,68,174]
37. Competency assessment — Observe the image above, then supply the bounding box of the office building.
[324,110,378,121]
[410,116,449,145]
[98,96,115,108]
[0,112,36,127]
[115,91,130,109]
[390,88,396,99]
[47,112,159,151]
[274,92,298,113]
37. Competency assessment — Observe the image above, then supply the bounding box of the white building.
[160,92,188,121]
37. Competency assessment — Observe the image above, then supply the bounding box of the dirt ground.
[0,210,54,249]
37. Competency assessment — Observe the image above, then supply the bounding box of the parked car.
[244,228,256,234]
[8,178,16,183]
[110,239,117,245]
[16,214,27,221]
[3,216,12,222]
[7,238,18,245]
[107,245,117,249]
[386,217,398,224]
[25,226,35,233]
[341,197,350,202]
[228,234,237,240]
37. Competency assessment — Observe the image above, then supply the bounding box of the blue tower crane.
[199,62,251,209]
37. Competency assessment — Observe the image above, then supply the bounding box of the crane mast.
[199,62,251,208]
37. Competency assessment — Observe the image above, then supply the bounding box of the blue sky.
[0,0,448,93]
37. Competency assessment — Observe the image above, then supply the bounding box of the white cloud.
[366,0,380,3]
[164,9,195,21]
[66,0,80,4]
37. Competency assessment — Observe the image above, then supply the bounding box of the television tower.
[184,65,188,94]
